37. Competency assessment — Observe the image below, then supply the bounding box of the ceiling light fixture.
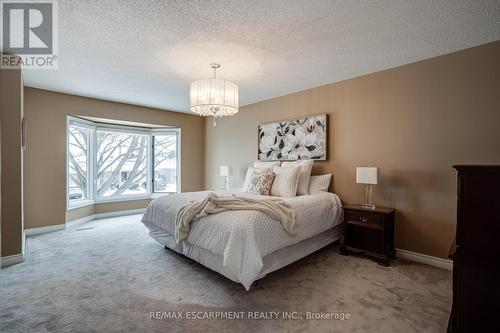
[190,63,239,126]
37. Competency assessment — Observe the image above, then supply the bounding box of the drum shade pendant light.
[190,63,239,126]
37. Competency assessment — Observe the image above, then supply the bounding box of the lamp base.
[362,184,375,210]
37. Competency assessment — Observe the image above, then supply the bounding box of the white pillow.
[281,160,314,195]
[243,167,272,192]
[270,166,301,197]
[308,174,332,193]
[254,161,281,168]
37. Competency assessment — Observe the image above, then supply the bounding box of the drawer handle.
[360,217,368,223]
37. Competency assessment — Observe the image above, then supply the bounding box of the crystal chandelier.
[190,63,239,126]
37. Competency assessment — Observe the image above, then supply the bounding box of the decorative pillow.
[254,161,281,168]
[282,160,314,195]
[270,166,301,197]
[308,174,332,193]
[242,170,274,195]
[243,166,272,190]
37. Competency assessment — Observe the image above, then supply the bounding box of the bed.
[142,189,343,290]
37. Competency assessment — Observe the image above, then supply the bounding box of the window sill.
[150,192,174,199]
[67,199,95,211]
[67,193,177,210]
[95,195,152,204]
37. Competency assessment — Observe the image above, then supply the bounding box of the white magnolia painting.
[258,114,327,161]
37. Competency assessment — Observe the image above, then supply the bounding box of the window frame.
[66,116,181,209]
[94,126,151,202]
[151,128,181,196]
[66,117,94,209]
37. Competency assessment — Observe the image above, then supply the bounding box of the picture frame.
[258,113,327,161]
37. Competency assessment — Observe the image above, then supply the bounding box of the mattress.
[147,225,341,284]
[142,189,343,289]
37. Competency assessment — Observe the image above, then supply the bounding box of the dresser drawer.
[344,210,385,227]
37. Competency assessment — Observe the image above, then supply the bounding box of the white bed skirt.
[146,223,341,286]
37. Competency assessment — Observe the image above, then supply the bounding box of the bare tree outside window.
[68,124,89,202]
[67,122,178,204]
[153,134,177,193]
[96,130,149,197]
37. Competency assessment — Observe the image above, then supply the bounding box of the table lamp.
[356,167,378,209]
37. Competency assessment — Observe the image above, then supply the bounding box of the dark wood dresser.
[448,165,500,332]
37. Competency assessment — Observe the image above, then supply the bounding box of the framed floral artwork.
[258,114,327,160]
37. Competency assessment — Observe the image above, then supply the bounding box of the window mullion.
[92,127,97,200]
[148,134,152,195]
[151,129,180,194]
[67,117,94,208]
[177,130,181,193]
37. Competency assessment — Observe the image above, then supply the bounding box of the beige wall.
[204,41,500,259]
[24,88,205,228]
[0,65,24,257]
[65,204,94,222]
[94,200,151,214]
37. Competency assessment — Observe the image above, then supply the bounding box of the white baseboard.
[1,253,25,267]
[396,248,452,270]
[65,215,95,229]
[26,208,146,236]
[25,224,66,236]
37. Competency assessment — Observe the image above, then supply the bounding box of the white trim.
[25,224,66,236]
[150,192,171,199]
[66,198,95,210]
[68,116,95,128]
[396,248,452,270]
[1,253,25,267]
[66,116,94,210]
[67,195,156,209]
[95,123,151,134]
[67,194,163,209]
[95,194,151,204]
[152,128,181,194]
[65,215,95,229]
[177,128,181,193]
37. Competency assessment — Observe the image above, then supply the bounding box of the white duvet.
[142,189,343,290]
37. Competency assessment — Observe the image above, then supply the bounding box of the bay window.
[67,117,180,208]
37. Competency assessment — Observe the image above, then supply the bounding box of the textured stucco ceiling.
[22,0,500,113]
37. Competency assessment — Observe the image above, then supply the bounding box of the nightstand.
[340,205,396,266]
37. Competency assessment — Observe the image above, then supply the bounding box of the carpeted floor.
[0,214,452,333]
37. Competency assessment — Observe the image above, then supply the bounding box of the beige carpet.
[0,214,452,333]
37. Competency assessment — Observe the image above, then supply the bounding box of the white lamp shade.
[190,79,239,117]
[356,167,378,185]
[220,165,232,177]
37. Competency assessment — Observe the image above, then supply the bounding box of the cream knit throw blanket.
[175,192,296,243]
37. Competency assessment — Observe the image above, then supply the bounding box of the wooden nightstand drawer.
[344,210,384,228]
[341,205,396,266]
[345,223,384,254]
